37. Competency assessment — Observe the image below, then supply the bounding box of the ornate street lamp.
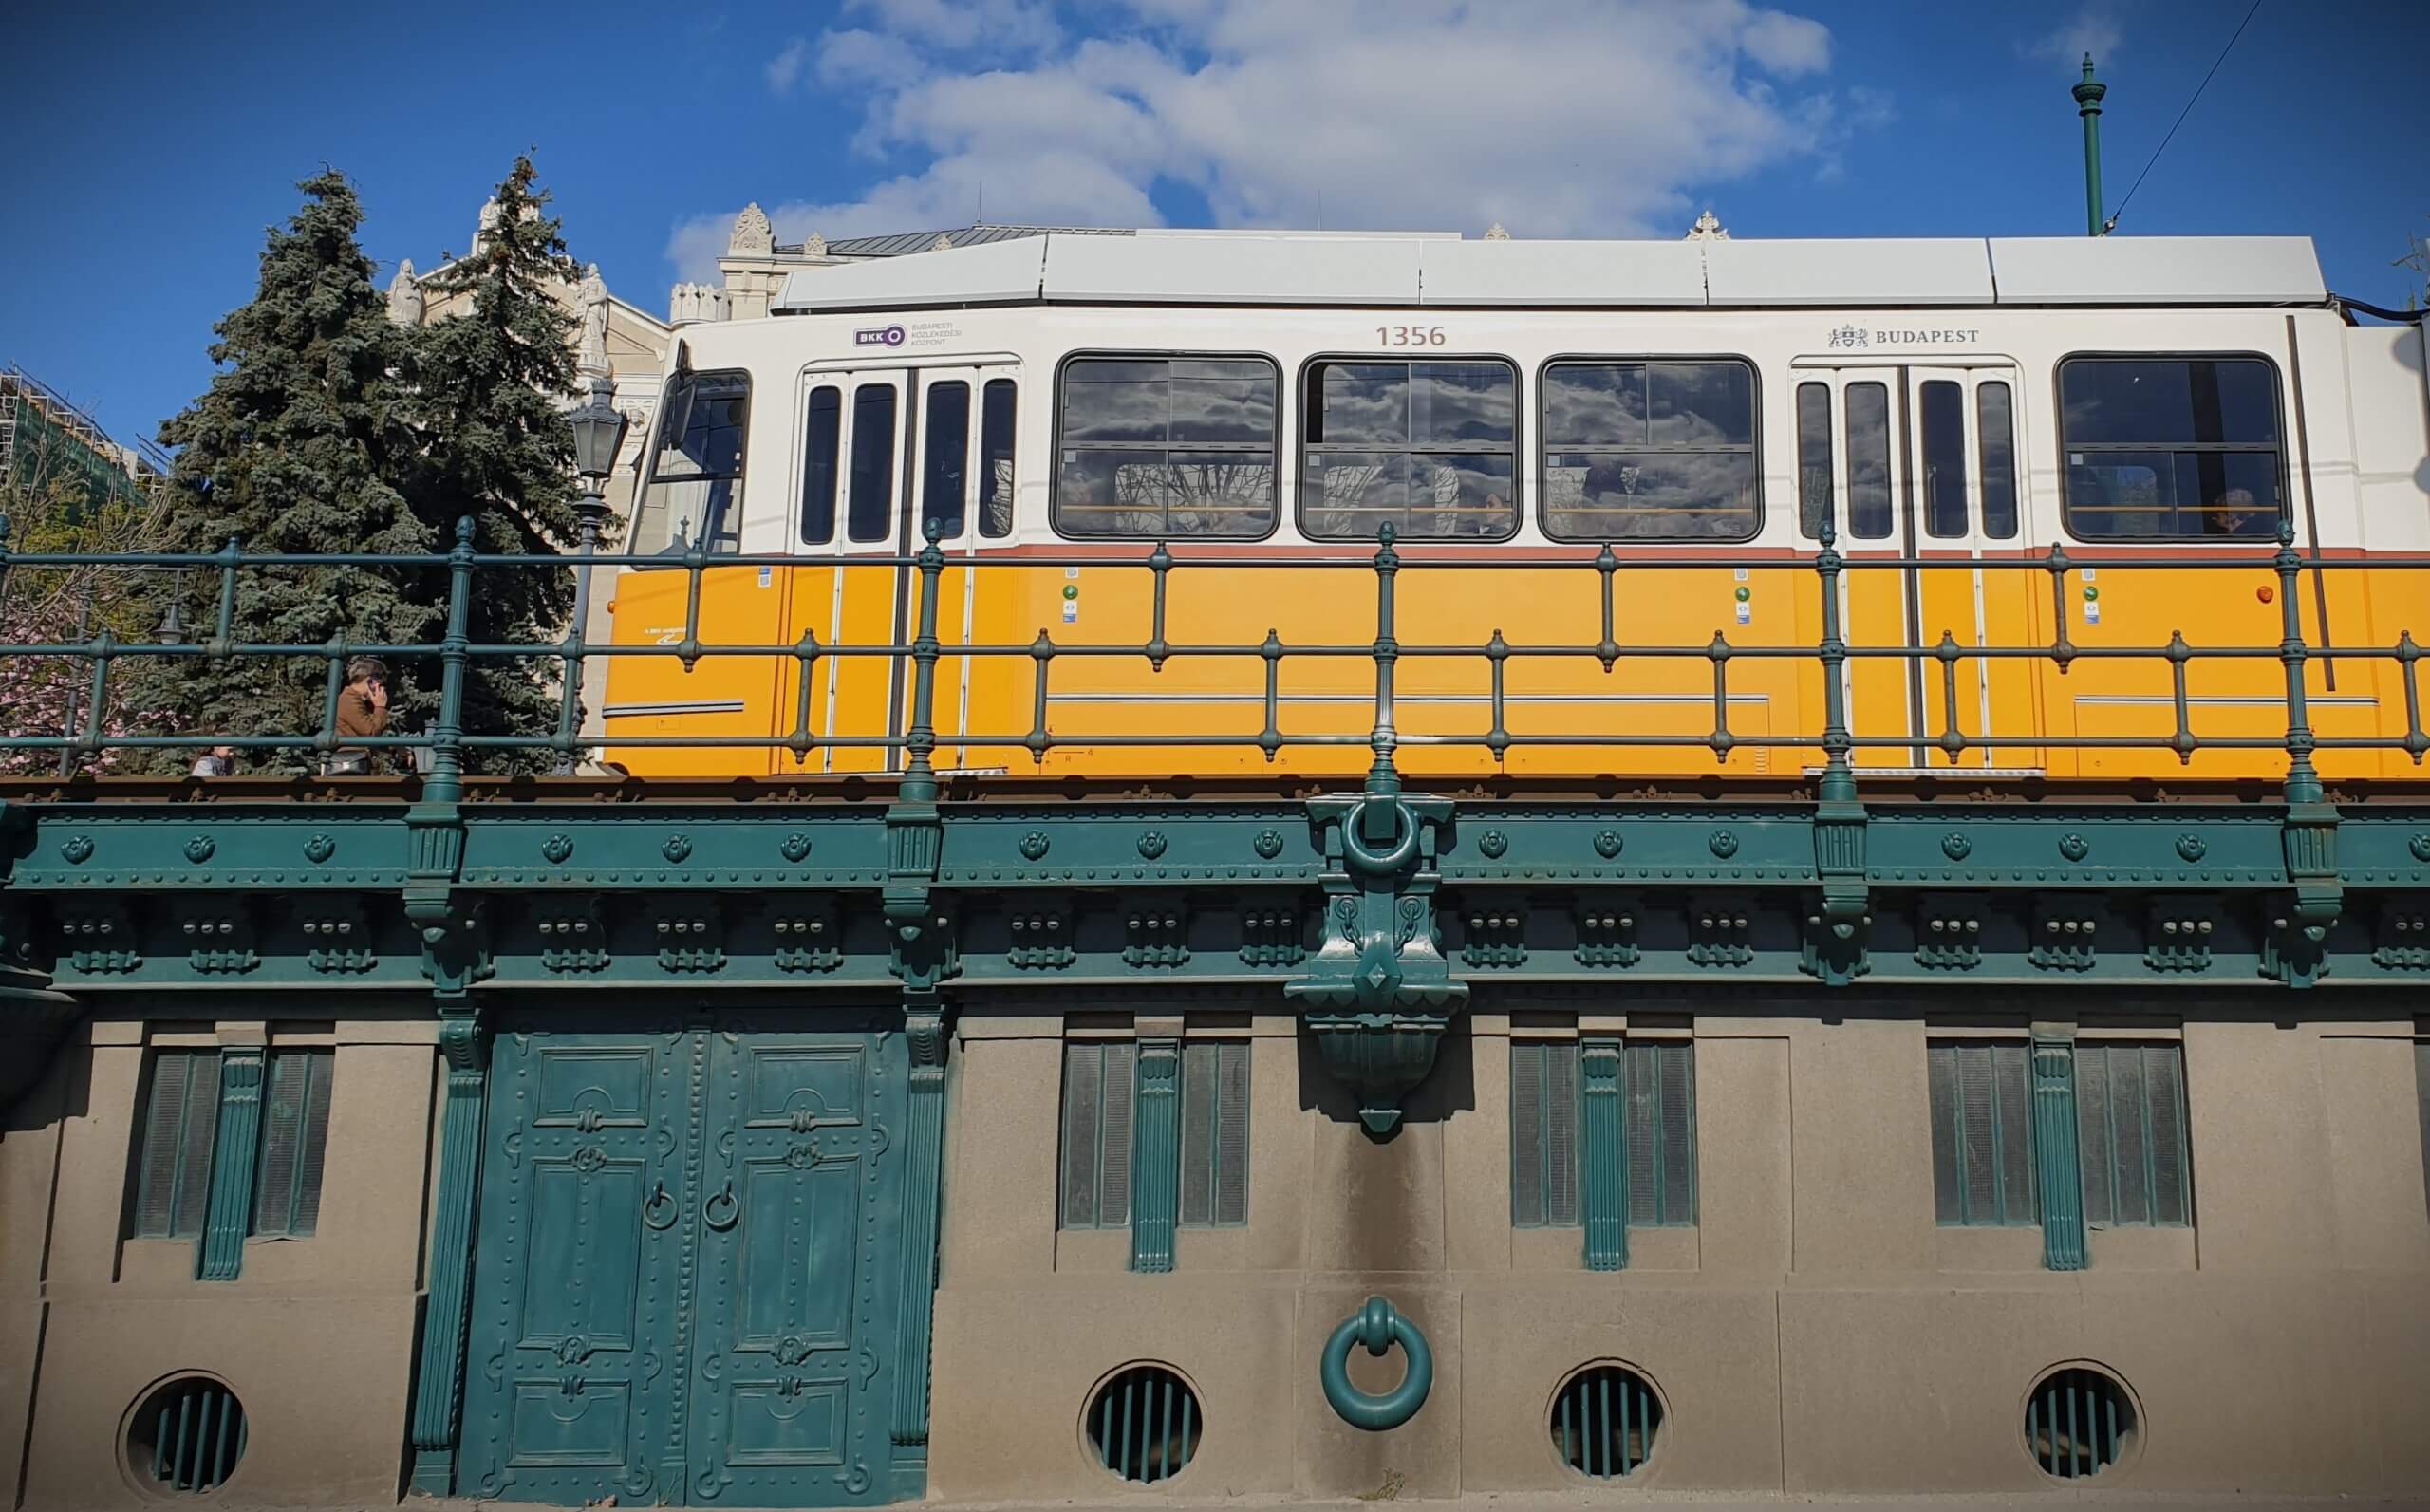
[561,374,629,775]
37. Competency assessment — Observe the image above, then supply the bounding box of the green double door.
[461,1015,912,1506]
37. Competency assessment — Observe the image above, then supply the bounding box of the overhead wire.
[2103,0,2266,234]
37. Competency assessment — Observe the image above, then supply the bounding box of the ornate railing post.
[886,522,955,1485]
[1804,521,1872,983]
[2268,523,2340,986]
[1580,1036,1627,1271]
[2029,1029,2088,1271]
[1367,523,1402,796]
[405,517,490,1496]
[1129,1022,1182,1273]
[195,1044,265,1280]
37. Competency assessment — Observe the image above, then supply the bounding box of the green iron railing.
[3,513,2425,795]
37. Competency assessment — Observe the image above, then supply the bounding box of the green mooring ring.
[1319,1296,1432,1431]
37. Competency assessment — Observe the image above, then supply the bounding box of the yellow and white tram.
[600,230,2430,782]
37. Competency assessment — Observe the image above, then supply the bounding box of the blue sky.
[3,0,2423,450]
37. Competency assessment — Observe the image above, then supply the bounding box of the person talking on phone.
[326,656,391,775]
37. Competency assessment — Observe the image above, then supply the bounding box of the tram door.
[788,362,1016,775]
[1797,363,2039,771]
[1908,366,2039,771]
[1807,364,2031,768]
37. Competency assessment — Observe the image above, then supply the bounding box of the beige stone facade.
[4,992,2426,1507]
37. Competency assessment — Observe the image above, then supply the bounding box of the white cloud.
[765,36,809,92]
[2027,6,2122,66]
[670,0,1887,281]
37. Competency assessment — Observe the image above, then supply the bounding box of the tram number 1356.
[1377,326,1449,347]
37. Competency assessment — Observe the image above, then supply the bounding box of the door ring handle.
[643,1181,678,1231]
[703,1181,739,1232]
[1319,1295,1432,1431]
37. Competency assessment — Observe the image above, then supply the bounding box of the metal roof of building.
[802,224,1134,259]
[772,232,2328,312]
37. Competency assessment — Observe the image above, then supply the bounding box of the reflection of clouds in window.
[1304,361,1517,539]
[1056,358,1280,538]
[1545,452,1755,540]
[1303,452,1514,539]
[1542,361,1756,540]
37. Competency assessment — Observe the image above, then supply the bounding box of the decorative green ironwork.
[1286,793,1466,1135]
[1319,1296,1432,1431]
[1130,1032,1181,1272]
[889,1007,946,1474]
[407,1005,486,1496]
[2030,1032,2088,1271]
[194,1045,263,1280]
[1580,1037,1626,1271]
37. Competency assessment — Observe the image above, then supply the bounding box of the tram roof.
[770,231,2327,313]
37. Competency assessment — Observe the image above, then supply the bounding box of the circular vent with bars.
[126,1376,247,1496]
[1085,1363,1201,1484]
[1551,1363,1663,1479]
[2026,1365,2137,1479]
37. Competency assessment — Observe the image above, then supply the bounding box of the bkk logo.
[854,325,908,347]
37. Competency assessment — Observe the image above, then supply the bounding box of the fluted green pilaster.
[1580,1038,1627,1271]
[1131,1035,1181,1273]
[2031,1032,2088,1270]
[196,1046,264,1281]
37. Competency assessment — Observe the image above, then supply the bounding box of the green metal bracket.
[1285,793,1467,1135]
[888,1004,947,1479]
[1580,1037,1627,1271]
[196,1044,265,1281]
[2268,530,2343,988]
[2029,1031,2088,1271]
[408,1004,487,1496]
[1319,1296,1433,1431]
[1130,1031,1181,1273]
[1801,523,1872,986]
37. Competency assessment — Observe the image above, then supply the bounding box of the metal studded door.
[461,1017,909,1507]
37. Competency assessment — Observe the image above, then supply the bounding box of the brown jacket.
[336,688,389,741]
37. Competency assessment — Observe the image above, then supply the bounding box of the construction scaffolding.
[0,365,168,521]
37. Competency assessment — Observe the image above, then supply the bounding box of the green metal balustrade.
[0,513,2424,771]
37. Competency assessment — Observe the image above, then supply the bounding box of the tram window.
[922,381,970,539]
[1977,382,2018,540]
[1795,383,1833,539]
[2058,357,2283,540]
[1920,380,1968,539]
[1303,360,1517,540]
[1055,356,1278,538]
[633,369,748,555]
[1542,361,1754,541]
[1844,382,1893,539]
[847,384,897,543]
[980,379,1016,537]
[800,384,841,545]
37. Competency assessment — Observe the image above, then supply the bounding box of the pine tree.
[120,171,433,772]
[408,154,584,760]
